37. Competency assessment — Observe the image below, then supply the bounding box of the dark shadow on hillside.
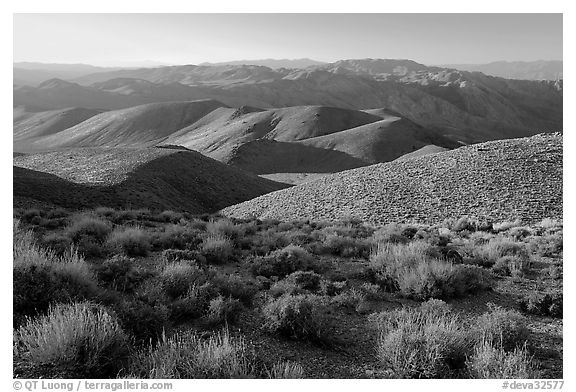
[228,139,369,174]
[13,149,291,213]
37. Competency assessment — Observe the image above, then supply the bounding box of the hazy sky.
[13,14,562,66]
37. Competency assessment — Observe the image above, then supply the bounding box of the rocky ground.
[223,133,562,225]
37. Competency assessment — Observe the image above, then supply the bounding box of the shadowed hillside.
[13,147,289,212]
[299,117,460,163]
[223,133,562,224]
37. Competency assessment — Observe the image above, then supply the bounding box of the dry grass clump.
[127,329,255,378]
[373,300,536,379]
[370,241,492,300]
[200,234,234,264]
[159,261,208,299]
[519,292,562,318]
[13,221,98,325]
[206,295,244,325]
[474,304,530,351]
[152,224,202,250]
[466,340,537,378]
[372,300,473,378]
[267,361,305,378]
[251,244,315,278]
[106,226,151,256]
[66,213,112,243]
[206,218,245,240]
[15,302,130,377]
[262,294,325,340]
[492,219,523,233]
[470,237,530,268]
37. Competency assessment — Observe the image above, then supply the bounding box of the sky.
[13,13,563,66]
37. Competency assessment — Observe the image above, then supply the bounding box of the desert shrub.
[66,213,111,243]
[472,238,530,268]
[212,274,258,305]
[111,209,152,224]
[467,231,494,246]
[474,304,530,351]
[358,282,383,301]
[160,262,208,299]
[250,229,290,254]
[267,361,305,378]
[262,294,324,340]
[15,302,130,378]
[397,261,491,300]
[207,295,244,325]
[127,329,255,378]
[527,232,563,257]
[320,280,347,296]
[330,288,364,309]
[321,234,371,258]
[112,299,169,345]
[370,241,431,271]
[538,218,562,231]
[372,223,410,244]
[95,255,153,293]
[13,228,98,326]
[162,249,203,263]
[466,340,537,378]
[372,300,473,378]
[206,219,244,239]
[285,271,322,291]
[491,255,530,278]
[200,234,234,264]
[269,271,323,297]
[21,208,42,223]
[251,245,314,278]
[370,242,492,300]
[544,264,563,280]
[269,279,307,297]
[492,219,522,233]
[155,210,184,223]
[106,226,151,257]
[508,226,533,240]
[94,206,116,217]
[41,232,73,256]
[46,208,69,219]
[169,283,216,322]
[153,224,202,250]
[518,292,562,318]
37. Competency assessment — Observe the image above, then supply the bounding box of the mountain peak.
[37,78,80,89]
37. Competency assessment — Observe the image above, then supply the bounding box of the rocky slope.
[13,147,289,213]
[222,133,562,224]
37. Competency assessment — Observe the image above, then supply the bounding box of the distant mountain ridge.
[199,58,326,69]
[14,58,562,152]
[441,60,562,81]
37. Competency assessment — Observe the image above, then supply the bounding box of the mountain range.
[14,59,562,146]
[443,60,562,81]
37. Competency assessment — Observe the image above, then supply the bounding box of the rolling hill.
[13,107,104,149]
[15,59,561,145]
[222,133,562,225]
[163,105,383,161]
[13,147,289,212]
[298,117,461,164]
[14,100,227,152]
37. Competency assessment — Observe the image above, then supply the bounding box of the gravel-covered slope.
[222,133,562,224]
